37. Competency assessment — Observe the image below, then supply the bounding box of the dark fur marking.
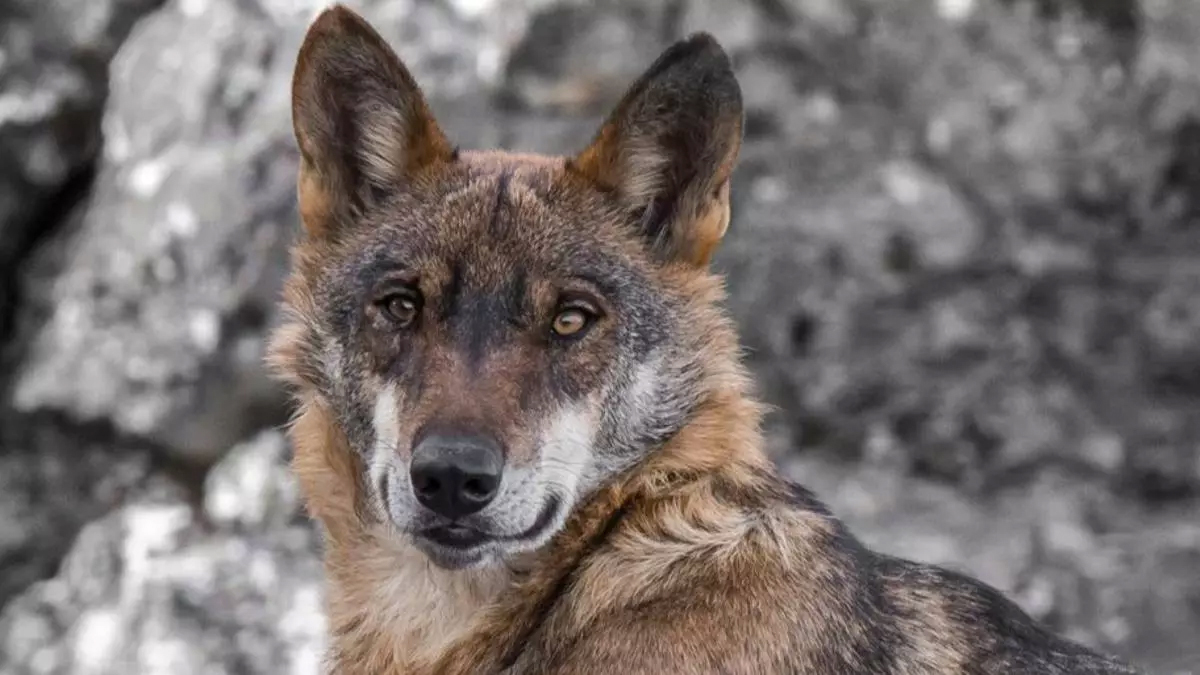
[638,197,674,249]
[516,365,539,413]
[782,479,834,517]
[459,290,510,373]
[506,268,529,329]
[377,471,391,515]
[440,259,464,322]
[489,169,513,238]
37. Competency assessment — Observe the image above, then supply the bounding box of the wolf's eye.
[379,291,421,327]
[551,307,593,338]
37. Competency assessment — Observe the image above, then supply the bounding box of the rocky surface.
[0,411,184,610]
[1,0,1198,673]
[0,0,165,338]
[0,431,324,675]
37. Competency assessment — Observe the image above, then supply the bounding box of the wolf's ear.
[570,33,743,268]
[291,5,454,238]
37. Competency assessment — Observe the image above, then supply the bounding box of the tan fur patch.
[324,526,510,672]
[289,400,369,545]
[684,179,732,267]
[887,582,974,674]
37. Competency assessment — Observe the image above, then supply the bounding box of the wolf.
[267,4,1142,673]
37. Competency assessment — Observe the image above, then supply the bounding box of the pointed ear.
[569,33,743,268]
[291,5,454,238]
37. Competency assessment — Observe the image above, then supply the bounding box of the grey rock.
[715,0,1200,493]
[0,0,163,332]
[7,0,299,461]
[0,430,324,675]
[203,430,302,531]
[500,0,686,116]
[0,412,182,608]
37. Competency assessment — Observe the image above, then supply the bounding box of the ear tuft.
[570,32,743,267]
[291,4,453,237]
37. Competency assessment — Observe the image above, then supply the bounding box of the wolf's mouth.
[498,495,562,542]
[420,524,488,549]
[414,495,562,567]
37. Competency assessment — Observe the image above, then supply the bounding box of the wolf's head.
[270,5,744,569]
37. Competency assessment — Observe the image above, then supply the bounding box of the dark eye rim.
[375,287,423,327]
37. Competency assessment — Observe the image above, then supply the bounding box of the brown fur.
[269,5,1140,674]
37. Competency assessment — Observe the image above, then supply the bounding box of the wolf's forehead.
[389,169,626,281]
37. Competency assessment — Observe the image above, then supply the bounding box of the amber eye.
[379,291,421,327]
[551,307,593,338]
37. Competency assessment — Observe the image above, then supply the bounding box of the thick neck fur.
[284,287,772,673]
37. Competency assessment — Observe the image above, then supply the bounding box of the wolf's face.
[274,5,742,569]
[299,160,704,569]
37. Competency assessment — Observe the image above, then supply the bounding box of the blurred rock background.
[1,0,1198,672]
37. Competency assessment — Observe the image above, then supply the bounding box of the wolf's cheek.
[531,397,602,505]
[367,382,404,514]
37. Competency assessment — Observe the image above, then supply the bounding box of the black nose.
[409,433,504,519]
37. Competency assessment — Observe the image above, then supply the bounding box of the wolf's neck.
[322,529,513,671]
[638,342,773,490]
